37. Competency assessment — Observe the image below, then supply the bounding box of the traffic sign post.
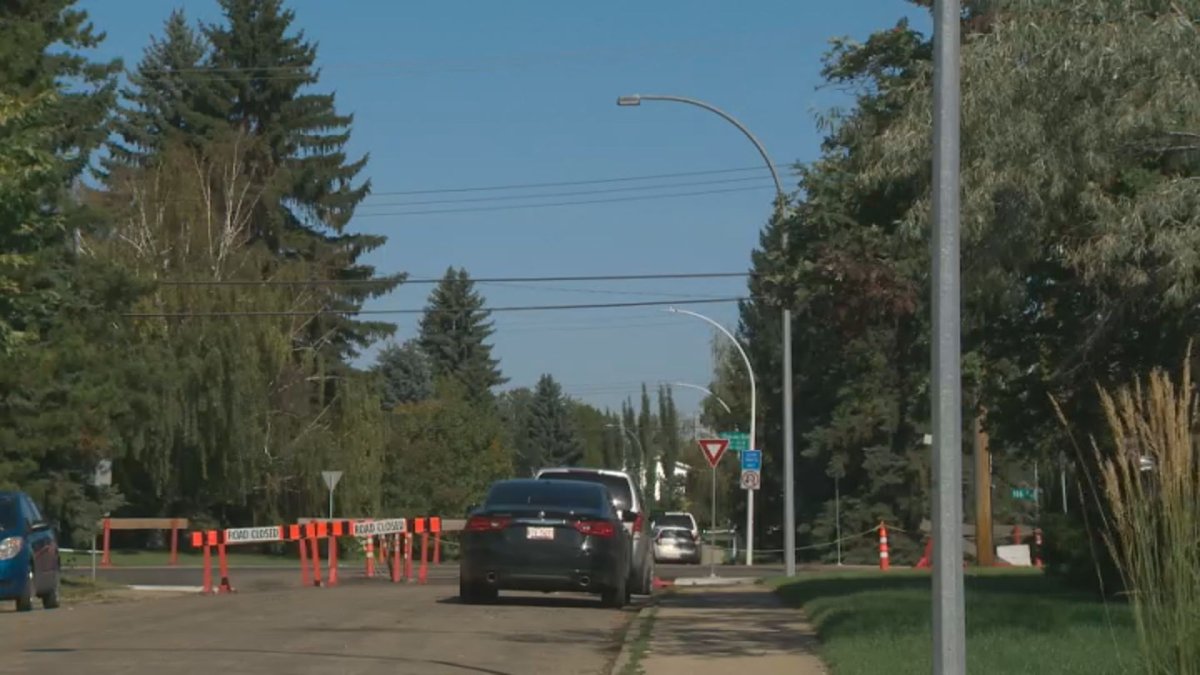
[740,449,762,491]
[698,439,730,578]
[322,471,343,519]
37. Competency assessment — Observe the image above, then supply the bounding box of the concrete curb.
[126,585,205,592]
[609,600,659,675]
[670,575,760,587]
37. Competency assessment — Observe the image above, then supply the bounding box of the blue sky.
[78,0,929,414]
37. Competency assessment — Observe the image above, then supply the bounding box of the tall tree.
[375,340,434,410]
[637,384,658,507]
[524,375,584,468]
[106,9,229,170]
[204,0,401,361]
[657,386,683,509]
[417,267,506,397]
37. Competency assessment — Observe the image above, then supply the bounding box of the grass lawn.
[773,569,1140,675]
[60,576,125,602]
[61,549,294,568]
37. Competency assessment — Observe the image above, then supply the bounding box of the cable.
[353,185,774,217]
[478,282,721,300]
[123,296,746,319]
[363,167,772,198]
[154,271,752,287]
[357,175,771,208]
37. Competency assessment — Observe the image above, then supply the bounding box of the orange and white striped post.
[1034,528,1044,568]
[878,522,891,571]
[364,535,375,578]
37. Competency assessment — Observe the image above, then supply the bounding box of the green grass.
[60,576,125,602]
[772,569,1140,675]
[61,549,293,568]
[618,608,657,675]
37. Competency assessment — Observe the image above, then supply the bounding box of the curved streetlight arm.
[618,94,786,211]
[670,381,733,415]
[665,307,756,447]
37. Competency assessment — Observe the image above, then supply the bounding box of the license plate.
[526,526,555,540]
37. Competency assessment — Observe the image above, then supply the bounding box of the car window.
[539,471,635,512]
[656,514,693,529]
[0,496,21,531]
[486,481,609,512]
[22,496,43,525]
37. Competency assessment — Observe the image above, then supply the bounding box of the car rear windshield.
[539,471,634,512]
[657,515,693,529]
[486,481,607,512]
[0,496,19,531]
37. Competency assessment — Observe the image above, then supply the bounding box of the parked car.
[0,491,61,612]
[652,511,699,541]
[459,478,632,607]
[653,526,701,564]
[534,467,655,595]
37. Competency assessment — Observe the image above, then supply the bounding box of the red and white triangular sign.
[698,438,730,468]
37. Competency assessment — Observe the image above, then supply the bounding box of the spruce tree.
[658,385,682,508]
[417,267,506,397]
[525,375,583,468]
[205,0,401,359]
[375,340,433,410]
[107,9,230,170]
[638,384,657,505]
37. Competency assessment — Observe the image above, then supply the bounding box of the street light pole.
[666,306,756,566]
[931,0,966,672]
[670,381,734,415]
[620,94,794,575]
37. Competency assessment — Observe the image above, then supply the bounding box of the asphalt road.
[63,562,784,590]
[1,578,641,675]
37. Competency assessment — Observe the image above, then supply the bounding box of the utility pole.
[973,412,994,566]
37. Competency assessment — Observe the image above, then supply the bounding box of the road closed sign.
[353,518,407,537]
[223,526,283,544]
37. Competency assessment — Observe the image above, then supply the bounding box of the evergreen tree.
[375,340,433,409]
[106,9,230,170]
[620,400,641,486]
[417,267,506,397]
[525,375,584,468]
[204,0,401,360]
[658,386,683,509]
[638,384,658,506]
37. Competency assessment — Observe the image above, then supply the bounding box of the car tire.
[15,567,35,612]
[602,574,627,608]
[459,576,479,604]
[41,573,60,610]
[637,559,654,595]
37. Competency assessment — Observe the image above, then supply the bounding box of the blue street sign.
[741,449,762,471]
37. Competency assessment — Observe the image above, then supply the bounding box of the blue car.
[0,491,61,611]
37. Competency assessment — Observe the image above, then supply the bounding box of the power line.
[354,185,774,218]
[363,166,771,197]
[124,296,746,319]
[359,175,770,208]
[154,271,752,287]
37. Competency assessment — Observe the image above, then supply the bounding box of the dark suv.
[533,467,655,595]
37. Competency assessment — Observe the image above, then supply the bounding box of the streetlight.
[665,306,757,565]
[619,93,797,576]
[670,381,733,415]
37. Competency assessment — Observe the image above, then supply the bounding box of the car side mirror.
[30,520,53,534]
[619,510,639,523]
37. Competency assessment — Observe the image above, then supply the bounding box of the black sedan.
[460,478,632,607]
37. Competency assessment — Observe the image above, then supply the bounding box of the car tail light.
[574,520,616,538]
[465,515,511,532]
[632,513,645,533]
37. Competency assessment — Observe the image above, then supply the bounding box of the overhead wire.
[123,296,747,319]
[153,271,753,287]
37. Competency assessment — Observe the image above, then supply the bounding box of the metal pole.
[666,307,756,566]
[1060,453,1068,514]
[931,0,966,672]
[835,475,842,566]
[1034,461,1040,523]
[622,95,788,574]
[328,487,334,520]
[710,465,717,578]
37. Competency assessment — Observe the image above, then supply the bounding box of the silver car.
[653,526,701,564]
[534,467,655,595]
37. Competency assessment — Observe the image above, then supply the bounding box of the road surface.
[1,577,640,675]
[63,562,783,590]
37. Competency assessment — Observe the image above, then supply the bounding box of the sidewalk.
[633,585,827,675]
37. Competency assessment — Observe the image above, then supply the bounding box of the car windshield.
[486,481,607,512]
[0,496,20,532]
[539,471,634,512]
[657,515,693,529]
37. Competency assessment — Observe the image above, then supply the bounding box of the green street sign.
[1011,487,1037,501]
[719,431,750,453]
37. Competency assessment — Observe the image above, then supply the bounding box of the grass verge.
[60,576,126,602]
[617,607,657,675]
[61,549,292,568]
[772,569,1138,675]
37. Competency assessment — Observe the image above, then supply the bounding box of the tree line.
[0,0,695,548]
[705,0,1200,581]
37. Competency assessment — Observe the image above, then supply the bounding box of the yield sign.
[698,438,730,469]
